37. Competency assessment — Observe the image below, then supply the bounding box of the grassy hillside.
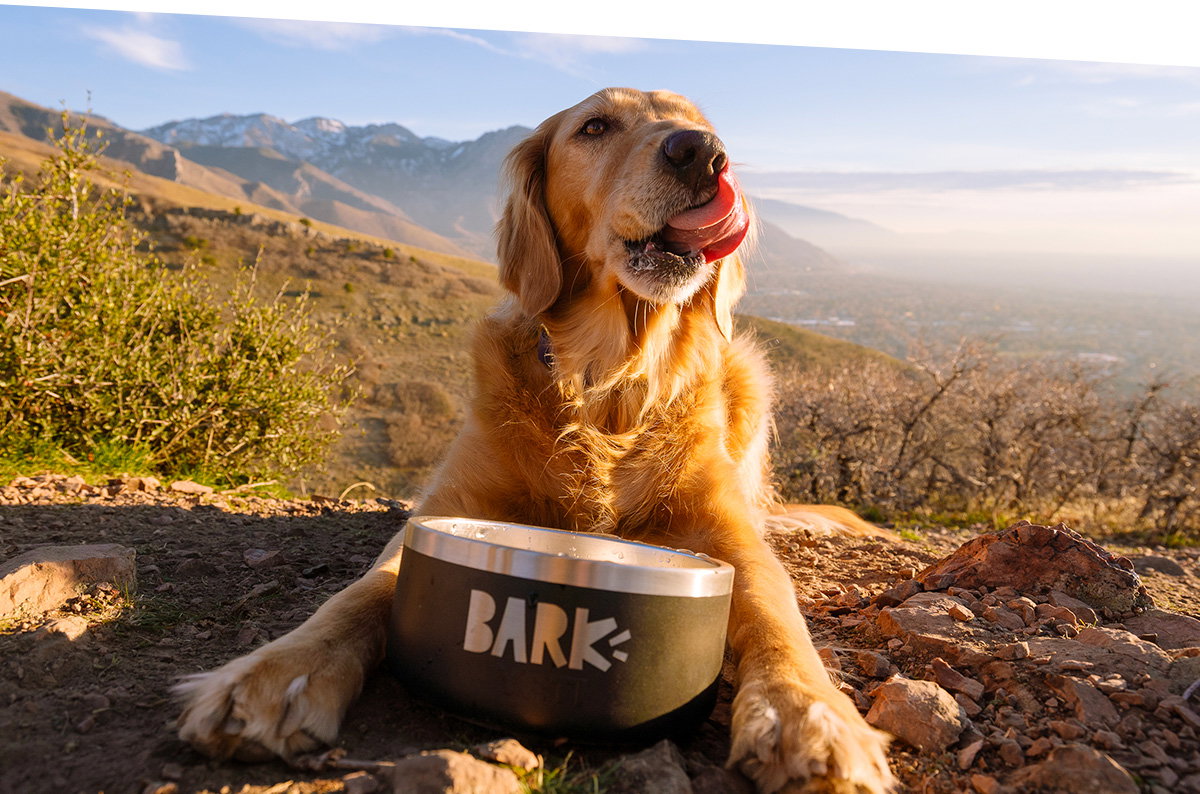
[2,126,903,499]
[738,314,907,373]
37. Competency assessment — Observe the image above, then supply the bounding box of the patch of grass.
[519,753,614,794]
[897,528,922,543]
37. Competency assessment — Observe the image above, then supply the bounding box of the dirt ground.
[2,474,1199,794]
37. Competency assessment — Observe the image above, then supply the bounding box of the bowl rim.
[403,516,734,598]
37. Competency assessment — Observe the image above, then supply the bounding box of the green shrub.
[0,113,351,481]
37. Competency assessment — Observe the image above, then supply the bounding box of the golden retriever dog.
[176,87,894,793]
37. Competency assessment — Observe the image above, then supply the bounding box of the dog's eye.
[580,118,608,136]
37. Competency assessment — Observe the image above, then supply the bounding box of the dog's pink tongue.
[660,169,750,262]
[666,170,739,231]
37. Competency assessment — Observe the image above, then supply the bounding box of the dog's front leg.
[175,531,406,761]
[688,506,895,794]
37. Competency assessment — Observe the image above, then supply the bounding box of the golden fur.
[175,88,894,793]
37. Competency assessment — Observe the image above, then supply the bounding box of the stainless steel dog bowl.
[387,516,734,740]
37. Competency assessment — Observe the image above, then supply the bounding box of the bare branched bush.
[772,343,1199,538]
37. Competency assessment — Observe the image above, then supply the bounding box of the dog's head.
[497,87,753,339]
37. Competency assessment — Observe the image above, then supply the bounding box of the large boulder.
[915,522,1151,613]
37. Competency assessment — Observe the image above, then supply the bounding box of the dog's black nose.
[661,129,727,192]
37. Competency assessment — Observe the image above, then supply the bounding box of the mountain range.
[0,90,853,274]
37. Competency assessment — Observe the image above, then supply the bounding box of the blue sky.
[2,4,1199,259]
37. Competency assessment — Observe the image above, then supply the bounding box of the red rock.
[969,774,1003,794]
[1075,626,1172,667]
[876,593,992,666]
[865,676,969,751]
[875,578,922,606]
[948,603,974,621]
[916,522,1152,613]
[958,738,984,770]
[931,657,986,701]
[1122,609,1200,651]
[983,606,1026,632]
[1049,720,1086,740]
[1010,744,1137,793]
[1047,676,1120,727]
[955,693,982,717]
[995,641,1030,660]
[996,737,1024,766]
[0,544,136,617]
[1047,590,1099,624]
[853,650,893,678]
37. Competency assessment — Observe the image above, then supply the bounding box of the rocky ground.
[3,473,1200,794]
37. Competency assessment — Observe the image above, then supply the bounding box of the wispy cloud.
[398,27,646,79]
[84,22,188,71]
[740,169,1196,193]
[1000,59,1200,88]
[1077,95,1200,119]
[236,19,393,51]
[510,33,644,76]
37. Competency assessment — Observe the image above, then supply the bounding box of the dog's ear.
[708,254,746,340]
[496,125,562,317]
[703,197,754,340]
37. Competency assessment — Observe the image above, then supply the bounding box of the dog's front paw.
[175,636,367,761]
[728,678,894,794]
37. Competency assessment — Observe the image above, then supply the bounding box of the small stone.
[690,763,754,794]
[342,771,378,794]
[169,479,213,495]
[1048,677,1120,727]
[983,606,1026,632]
[969,774,1002,794]
[1011,744,1137,794]
[1048,591,1099,625]
[853,650,893,678]
[1130,555,1186,577]
[865,676,968,751]
[958,738,985,770]
[1091,729,1123,750]
[955,693,982,717]
[995,642,1030,660]
[1,544,136,617]
[389,749,521,794]
[1049,720,1086,740]
[1026,737,1054,758]
[996,738,1024,766]
[604,740,691,794]
[242,548,282,569]
[1123,609,1200,650]
[160,763,184,781]
[42,615,90,641]
[470,738,541,771]
[948,603,974,621]
[930,658,986,701]
[875,579,922,607]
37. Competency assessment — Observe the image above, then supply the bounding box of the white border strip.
[5,0,1200,68]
